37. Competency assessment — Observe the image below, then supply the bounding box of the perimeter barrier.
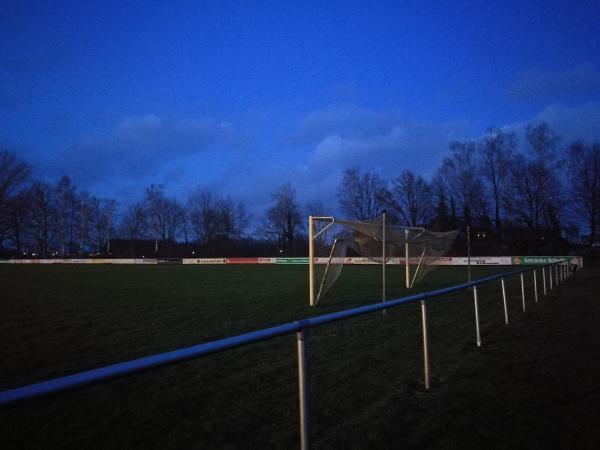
[0,259,574,449]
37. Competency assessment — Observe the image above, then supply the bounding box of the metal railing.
[0,259,573,449]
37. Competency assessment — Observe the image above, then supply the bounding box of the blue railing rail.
[0,259,573,449]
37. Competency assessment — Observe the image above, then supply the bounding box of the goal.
[308,213,458,305]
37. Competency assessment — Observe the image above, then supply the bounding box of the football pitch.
[1,264,599,448]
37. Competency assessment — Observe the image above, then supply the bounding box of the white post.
[533,269,538,303]
[308,216,315,306]
[382,211,386,303]
[501,278,509,325]
[421,300,431,390]
[560,263,563,283]
[473,285,482,347]
[542,267,547,295]
[520,273,526,312]
[405,228,410,289]
[297,330,309,450]
[549,266,553,290]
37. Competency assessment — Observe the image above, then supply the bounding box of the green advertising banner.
[275,258,309,265]
[514,256,570,265]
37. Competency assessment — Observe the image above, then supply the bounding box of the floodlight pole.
[405,228,410,289]
[308,216,315,306]
[467,225,471,284]
[382,210,386,303]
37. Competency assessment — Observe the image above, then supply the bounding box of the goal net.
[308,214,458,305]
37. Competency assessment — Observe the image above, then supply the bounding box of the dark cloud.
[504,102,600,146]
[216,105,474,221]
[290,105,472,178]
[287,105,404,145]
[58,115,238,186]
[534,102,600,143]
[506,66,600,103]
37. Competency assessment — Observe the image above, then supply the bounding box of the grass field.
[1,264,599,449]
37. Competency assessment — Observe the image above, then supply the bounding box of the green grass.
[0,264,598,449]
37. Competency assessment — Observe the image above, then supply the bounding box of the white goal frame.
[308,214,426,306]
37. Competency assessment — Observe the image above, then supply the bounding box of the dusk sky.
[2,0,600,219]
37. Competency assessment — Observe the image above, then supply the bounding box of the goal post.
[308,216,335,306]
[308,213,458,306]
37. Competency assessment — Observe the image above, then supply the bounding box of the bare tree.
[505,154,542,236]
[526,123,563,233]
[436,141,487,226]
[89,197,117,254]
[265,183,302,253]
[430,179,455,231]
[188,189,219,244]
[27,181,56,256]
[188,189,249,244]
[567,141,600,247]
[55,176,79,255]
[479,128,516,237]
[219,196,250,240]
[5,188,32,255]
[305,200,327,218]
[119,202,148,242]
[338,168,386,220]
[144,185,186,242]
[0,150,30,210]
[387,170,433,227]
[0,150,30,250]
[77,192,93,254]
[526,122,560,162]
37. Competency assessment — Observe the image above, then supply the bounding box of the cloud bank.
[45,114,240,200]
[215,105,474,219]
[22,101,600,223]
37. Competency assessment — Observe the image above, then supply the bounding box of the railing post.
[420,300,431,390]
[533,269,538,303]
[473,286,482,347]
[297,329,309,450]
[549,265,553,290]
[520,273,526,312]
[542,267,547,296]
[558,264,561,284]
[559,263,563,283]
[501,278,509,325]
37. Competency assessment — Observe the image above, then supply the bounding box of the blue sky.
[2,0,600,219]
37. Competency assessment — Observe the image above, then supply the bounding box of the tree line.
[1,121,599,258]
